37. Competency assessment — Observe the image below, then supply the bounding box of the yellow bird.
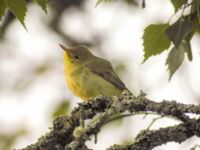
[59,44,126,101]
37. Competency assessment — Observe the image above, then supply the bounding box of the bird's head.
[59,44,94,66]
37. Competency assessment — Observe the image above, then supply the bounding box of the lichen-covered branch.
[108,117,200,150]
[20,91,200,150]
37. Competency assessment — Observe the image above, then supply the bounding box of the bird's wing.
[86,58,126,90]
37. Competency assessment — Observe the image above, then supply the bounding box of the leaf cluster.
[1,0,199,79]
[0,0,48,28]
[143,0,200,80]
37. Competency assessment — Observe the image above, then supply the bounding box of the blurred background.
[0,0,200,149]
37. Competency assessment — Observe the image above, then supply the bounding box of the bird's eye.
[74,56,79,59]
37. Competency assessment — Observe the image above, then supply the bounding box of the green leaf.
[170,0,187,12]
[6,0,27,28]
[184,39,192,61]
[0,0,7,20]
[195,0,200,24]
[143,24,171,61]
[142,0,146,8]
[52,100,71,118]
[184,26,195,61]
[95,0,113,7]
[166,44,185,80]
[165,18,193,47]
[34,0,48,13]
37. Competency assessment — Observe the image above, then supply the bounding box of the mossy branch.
[20,91,200,150]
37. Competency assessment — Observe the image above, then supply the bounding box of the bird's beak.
[59,44,72,54]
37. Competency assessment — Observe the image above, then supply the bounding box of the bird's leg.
[79,108,85,128]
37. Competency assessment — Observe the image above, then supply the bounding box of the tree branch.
[108,117,200,150]
[20,91,200,150]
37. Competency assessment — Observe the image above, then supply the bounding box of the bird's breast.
[65,66,91,99]
[65,66,121,100]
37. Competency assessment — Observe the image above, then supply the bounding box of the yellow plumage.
[61,44,126,101]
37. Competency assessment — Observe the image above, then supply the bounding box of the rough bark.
[20,91,200,150]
